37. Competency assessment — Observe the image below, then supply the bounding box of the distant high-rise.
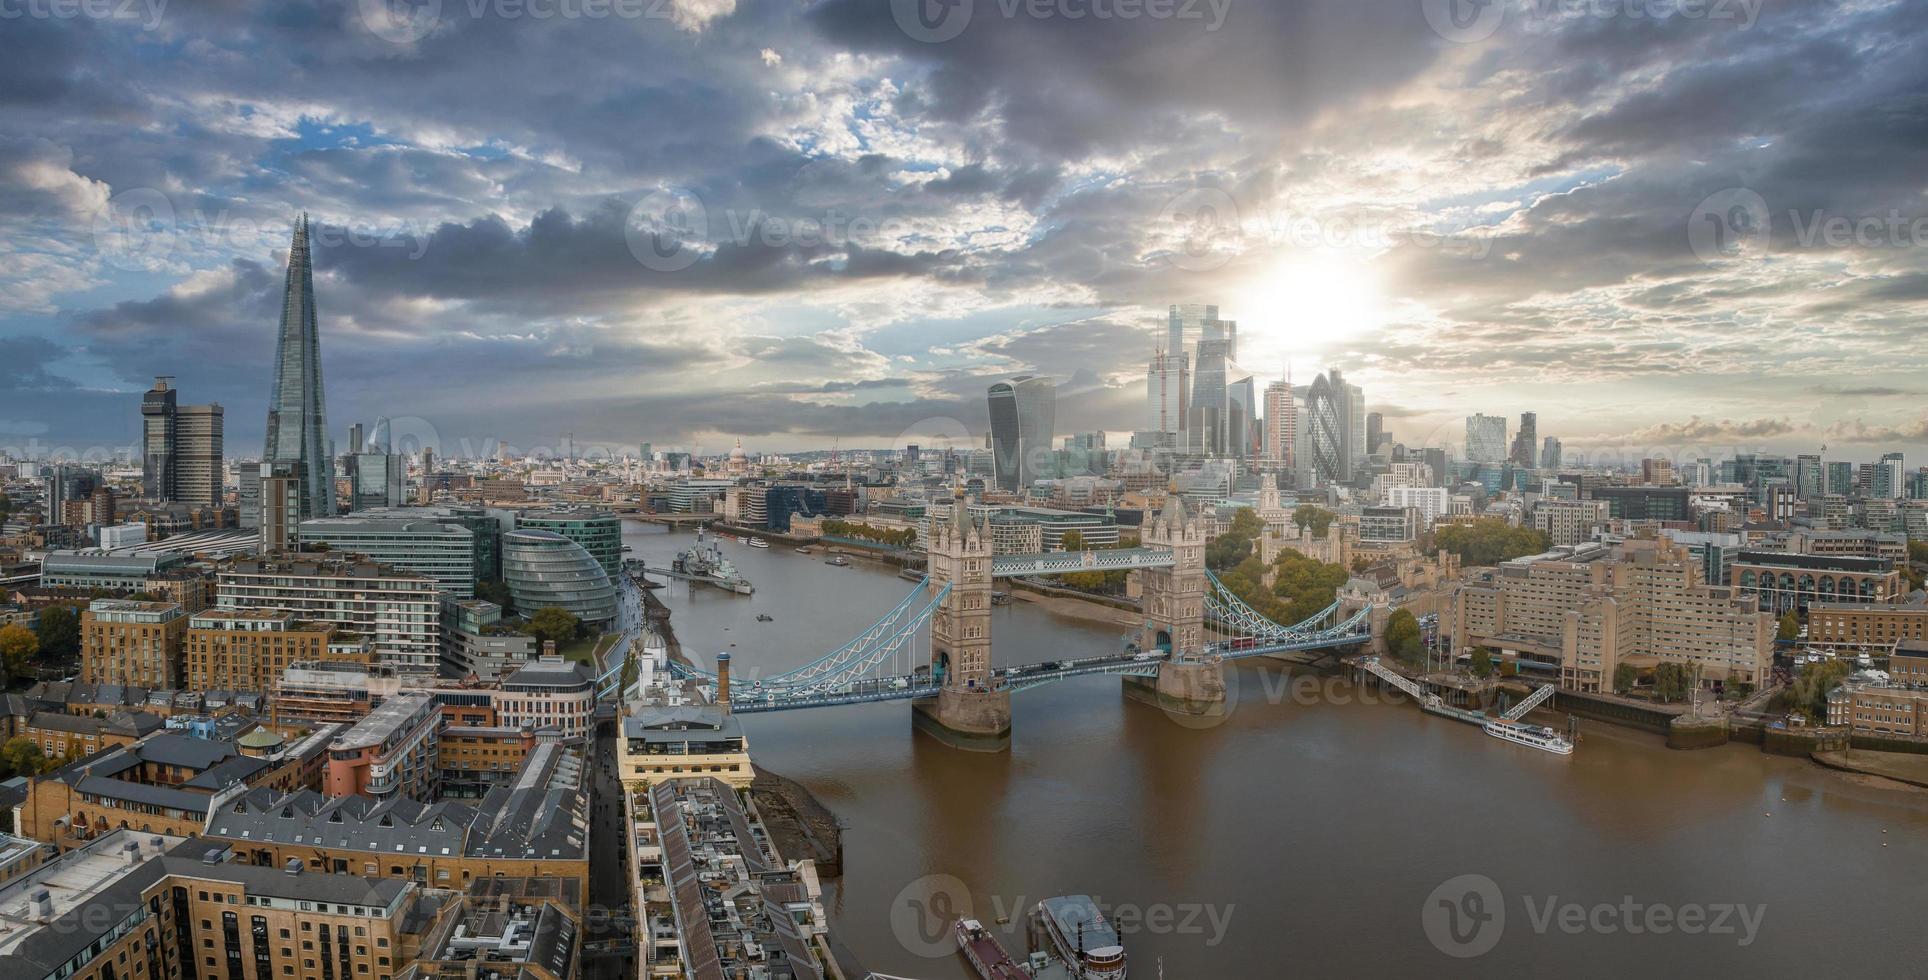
[1510,412,1538,468]
[1466,414,1508,464]
[1186,308,1238,455]
[1540,436,1563,470]
[1263,371,1296,470]
[262,214,335,520]
[1145,347,1190,440]
[1795,454,1823,499]
[1877,452,1906,499]
[988,376,1057,493]
[1306,369,1357,486]
[140,376,224,507]
[1366,412,1385,457]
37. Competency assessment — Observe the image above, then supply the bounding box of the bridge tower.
[1124,496,1228,717]
[913,502,1011,751]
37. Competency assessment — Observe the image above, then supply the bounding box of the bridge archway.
[1154,630,1173,653]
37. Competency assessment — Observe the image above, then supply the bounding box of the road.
[583,722,634,980]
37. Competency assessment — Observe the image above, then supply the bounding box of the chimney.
[29,887,52,921]
[716,653,732,712]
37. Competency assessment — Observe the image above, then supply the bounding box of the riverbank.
[639,583,693,669]
[752,764,845,876]
[1812,748,1928,790]
[1007,587,1142,629]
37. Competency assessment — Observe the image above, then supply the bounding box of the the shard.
[262,214,334,518]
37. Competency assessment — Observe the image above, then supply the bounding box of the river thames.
[624,522,1925,979]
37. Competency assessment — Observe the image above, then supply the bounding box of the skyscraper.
[1306,369,1355,486]
[1263,371,1296,470]
[1365,412,1385,457]
[1795,454,1823,499]
[262,214,335,520]
[140,377,225,507]
[988,376,1057,493]
[1145,347,1190,442]
[1510,412,1538,468]
[1877,452,1906,499]
[1186,309,1237,455]
[1540,436,1563,470]
[1466,414,1508,464]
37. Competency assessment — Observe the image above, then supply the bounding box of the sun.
[1232,252,1388,369]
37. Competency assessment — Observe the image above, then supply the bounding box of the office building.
[517,509,623,576]
[140,376,225,507]
[348,450,407,509]
[79,599,187,689]
[1876,452,1906,499]
[1386,486,1450,530]
[1465,414,1507,464]
[218,556,442,673]
[1263,373,1296,469]
[1728,551,1901,614]
[1540,436,1562,470]
[1532,498,1610,547]
[298,515,480,597]
[1306,369,1358,486]
[620,705,752,788]
[322,692,440,800]
[502,530,618,627]
[1592,485,1692,522]
[1185,308,1238,455]
[988,375,1058,493]
[1146,347,1190,441]
[261,215,335,521]
[42,464,97,529]
[1509,412,1537,468]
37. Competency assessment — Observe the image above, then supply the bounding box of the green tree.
[1269,552,1351,624]
[1788,659,1851,722]
[1384,609,1423,664]
[1469,647,1495,678]
[33,605,80,661]
[0,491,10,525]
[1651,662,1690,703]
[1612,663,1637,695]
[0,624,37,683]
[523,607,582,648]
[1432,519,1551,567]
[1059,530,1085,552]
[1776,612,1801,642]
[476,579,513,611]
[1291,505,1334,539]
[0,737,46,778]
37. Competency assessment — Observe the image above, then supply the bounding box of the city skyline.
[2,3,1926,459]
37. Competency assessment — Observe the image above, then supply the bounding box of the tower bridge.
[655,498,1378,751]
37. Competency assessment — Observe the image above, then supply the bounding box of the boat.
[1036,896,1127,980]
[794,546,812,555]
[668,530,756,594]
[1482,718,1575,755]
[954,919,1028,980]
[747,537,770,549]
[755,614,774,622]
[824,555,850,567]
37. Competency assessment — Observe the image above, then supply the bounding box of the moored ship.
[666,530,755,594]
[1036,896,1127,980]
[748,537,770,549]
[1483,718,1575,755]
[955,918,1029,980]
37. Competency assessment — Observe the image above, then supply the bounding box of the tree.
[0,624,36,683]
[1291,505,1334,539]
[1059,530,1085,553]
[0,737,46,778]
[1384,609,1423,664]
[1777,612,1801,642]
[1432,519,1551,567]
[476,579,513,611]
[523,607,582,648]
[0,491,10,525]
[1788,659,1851,722]
[1469,648,1495,678]
[1205,509,1264,572]
[1269,552,1351,625]
[34,604,80,661]
[1612,663,1637,695]
[1652,662,1691,703]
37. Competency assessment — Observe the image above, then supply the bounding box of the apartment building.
[1447,539,1774,693]
[619,705,752,788]
[1805,602,1928,652]
[184,608,339,693]
[79,599,187,689]
[1532,498,1610,548]
[217,557,441,673]
[322,693,440,801]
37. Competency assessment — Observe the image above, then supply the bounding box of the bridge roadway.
[721,621,1374,714]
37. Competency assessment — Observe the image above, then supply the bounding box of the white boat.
[747,537,770,549]
[1483,719,1575,755]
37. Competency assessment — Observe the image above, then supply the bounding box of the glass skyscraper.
[262,214,335,520]
[988,375,1057,493]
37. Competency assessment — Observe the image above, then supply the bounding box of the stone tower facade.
[1138,496,1207,660]
[926,503,995,689]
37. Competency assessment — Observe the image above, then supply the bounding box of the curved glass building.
[502,529,618,627]
[516,510,623,576]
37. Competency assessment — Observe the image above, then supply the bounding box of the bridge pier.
[911,687,1012,752]
[1122,658,1228,718]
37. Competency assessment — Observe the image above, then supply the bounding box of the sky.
[2,0,1926,465]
